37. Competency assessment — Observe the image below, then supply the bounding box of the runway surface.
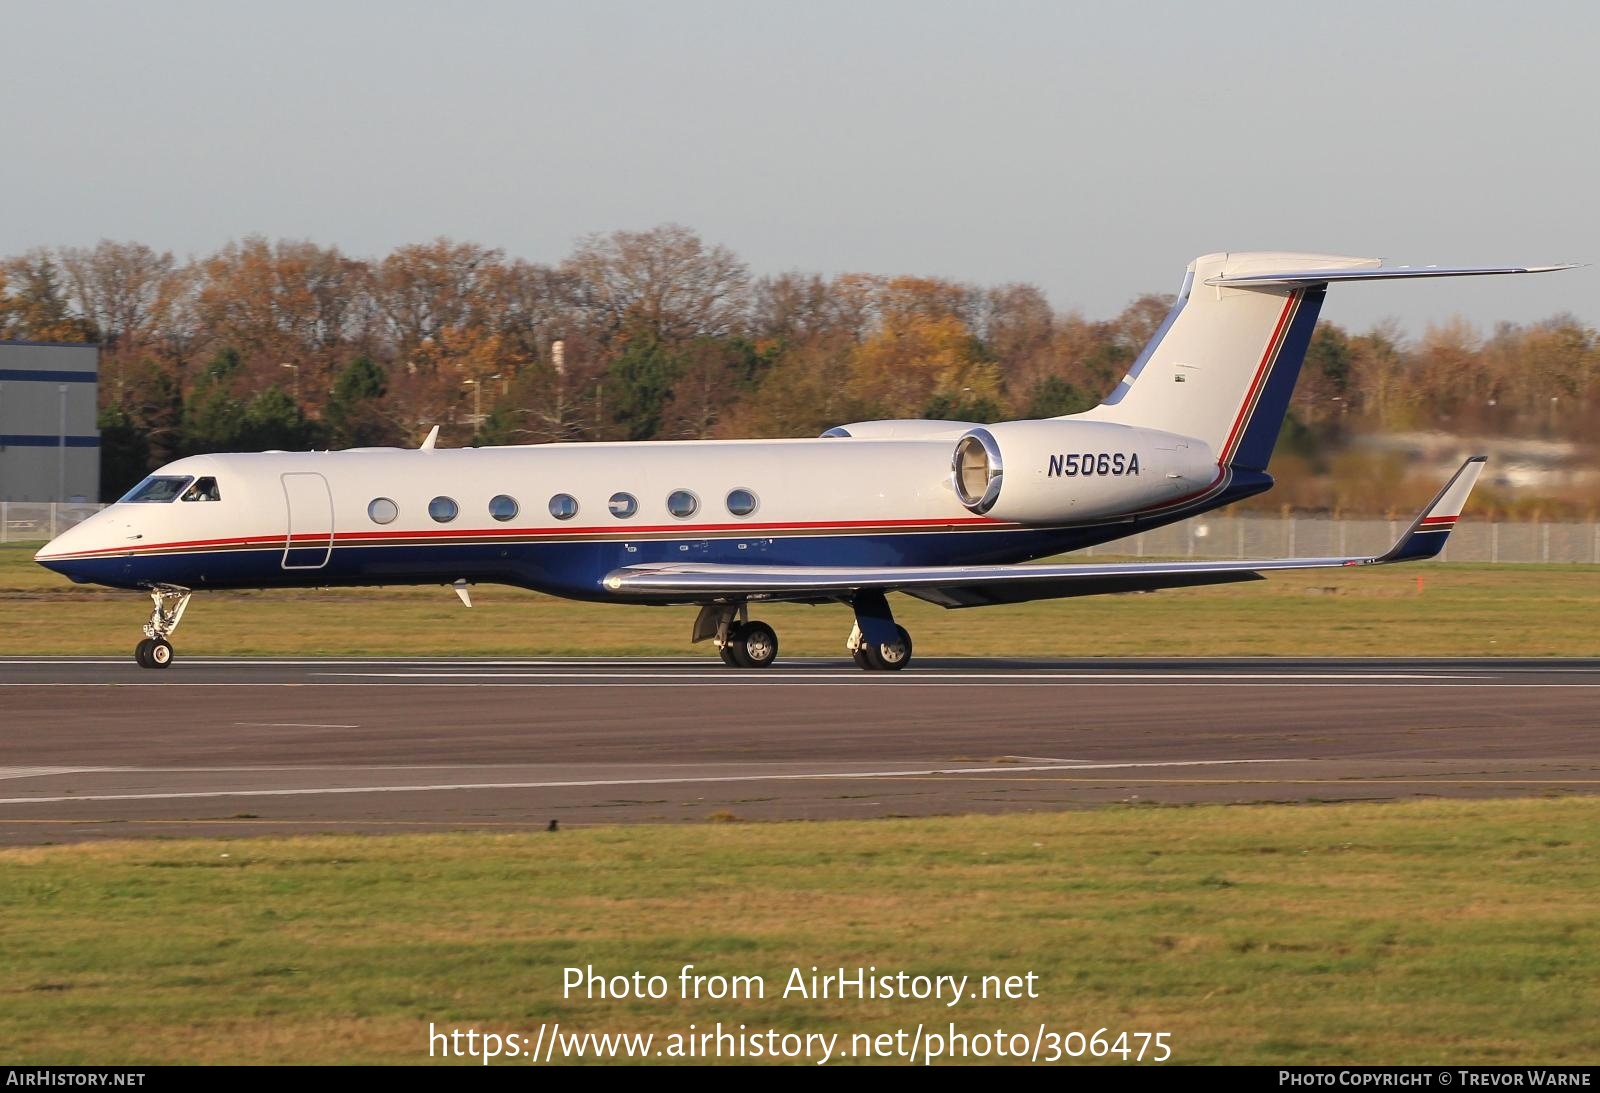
[2,656,1597,844]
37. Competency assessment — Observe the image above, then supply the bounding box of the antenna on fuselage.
[420,425,440,451]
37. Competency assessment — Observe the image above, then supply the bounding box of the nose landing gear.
[134,585,191,669]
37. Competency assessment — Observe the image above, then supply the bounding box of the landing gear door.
[281,472,334,570]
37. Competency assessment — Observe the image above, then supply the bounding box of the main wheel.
[134,638,155,668]
[148,638,174,668]
[732,620,778,668]
[718,639,742,666]
[860,626,913,672]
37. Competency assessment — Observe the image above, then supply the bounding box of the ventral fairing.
[35,252,1569,670]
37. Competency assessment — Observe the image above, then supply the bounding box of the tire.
[861,626,913,672]
[882,625,913,670]
[852,646,873,670]
[148,638,174,669]
[134,638,155,668]
[722,623,752,667]
[737,621,778,668]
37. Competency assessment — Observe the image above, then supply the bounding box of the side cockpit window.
[119,475,194,504]
[181,477,221,502]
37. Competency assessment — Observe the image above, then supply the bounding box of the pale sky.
[3,0,1596,337]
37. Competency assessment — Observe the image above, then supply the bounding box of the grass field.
[4,544,1598,658]
[1,798,1596,1065]
[6,544,1598,1065]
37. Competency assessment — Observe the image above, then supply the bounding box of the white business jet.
[34,252,1566,670]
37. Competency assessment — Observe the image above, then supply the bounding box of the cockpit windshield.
[119,475,194,504]
[181,477,221,502]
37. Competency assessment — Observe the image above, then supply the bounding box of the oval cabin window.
[666,490,699,519]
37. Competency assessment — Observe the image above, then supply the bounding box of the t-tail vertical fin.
[1077,253,1571,475]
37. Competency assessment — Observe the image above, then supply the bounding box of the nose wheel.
[133,585,191,669]
[135,637,174,669]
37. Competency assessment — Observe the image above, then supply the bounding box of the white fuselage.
[34,424,1228,602]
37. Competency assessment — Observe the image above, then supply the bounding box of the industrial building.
[0,341,101,502]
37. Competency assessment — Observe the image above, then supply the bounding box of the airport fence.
[1,502,104,543]
[1083,513,1600,564]
[3,502,1598,563]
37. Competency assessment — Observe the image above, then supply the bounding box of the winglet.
[420,425,440,451]
[1376,456,1488,563]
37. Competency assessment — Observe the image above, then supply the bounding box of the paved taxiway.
[2,656,1596,844]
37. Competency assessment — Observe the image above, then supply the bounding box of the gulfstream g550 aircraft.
[35,252,1567,670]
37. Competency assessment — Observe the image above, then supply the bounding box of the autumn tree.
[750,271,837,344]
[847,312,1002,420]
[720,338,863,438]
[659,337,773,439]
[195,237,371,402]
[118,357,185,471]
[2,249,96,341]
[59,240,179,349]
[564,224,749,344]
[374,239,503,350]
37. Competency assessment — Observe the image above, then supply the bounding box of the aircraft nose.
[34,533,83,579]
[33,516,114,583]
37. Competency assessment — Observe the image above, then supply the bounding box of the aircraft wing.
[602,458,1486,608]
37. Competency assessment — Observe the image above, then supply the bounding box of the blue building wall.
[0,341,101,501]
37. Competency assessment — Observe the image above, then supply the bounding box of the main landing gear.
[844,590,913,672]
[134,584,191,669]
[848,621,913,672]
[693,591,915,672]
[696,605,780,669]
[719,620,779,669]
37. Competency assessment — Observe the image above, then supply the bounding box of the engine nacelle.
[952,419,1216,524]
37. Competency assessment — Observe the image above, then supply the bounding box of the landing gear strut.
[847,590,914,672]
[134,584,191,670]
[696,604,780,669]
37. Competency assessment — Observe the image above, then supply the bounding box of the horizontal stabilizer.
[1205,264,1573,289]
[602,459,1487,607]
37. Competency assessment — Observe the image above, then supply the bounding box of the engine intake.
[953,430,1004,514]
